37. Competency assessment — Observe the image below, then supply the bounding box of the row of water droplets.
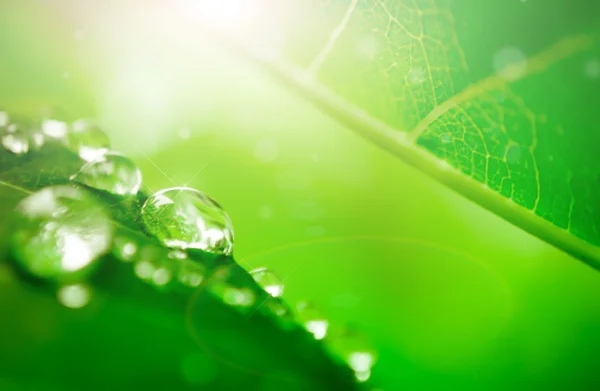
[1,109,376,383]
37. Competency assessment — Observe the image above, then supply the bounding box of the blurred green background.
[1,0,600,390]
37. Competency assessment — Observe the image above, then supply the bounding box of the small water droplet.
[12,186,113,281]
[113,235,138,262]
[141,187,234,254]
[42,119,68,140]
[328,328,377,383]
[222,287,255,307]
[249,267,284,297]
[177,260,205,288]
[263,298,291,317]
[209,266,255,308]
[29,131,45,150]
[71,152,142,196]
[153,266,172,286]
[134,260,156,280]
[2,129,29,155]
[57,283,91,309]
[168,249,188,260]
[296,301,329,340]
[67,119,110,161]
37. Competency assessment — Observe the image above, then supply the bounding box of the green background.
[1,0,600,390]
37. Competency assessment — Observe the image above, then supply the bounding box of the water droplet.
[261,298,295,328]
[328,328,377,383]
[177,260,205,288]
[113,235,138,262]
[67,119,110,161]
[152,266,172,286]
[42,119,68,140]
[141,187,234,254]
[12,186,113,281]
[71,152,142,196]
[222,287,255,307]
[2,129,29,155]
[296,301,329,340]
[169,249,188,260]
[57,283,91,309]
[29,131,45,150]
[209,266,255,308]
[134,260,156,281]
[249,267,284,297]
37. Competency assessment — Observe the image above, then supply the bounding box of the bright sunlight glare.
[188,0,259,30]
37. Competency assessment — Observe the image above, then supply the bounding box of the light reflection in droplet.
[57,284,91,309]
[249,267,284,297]
[12,186,112,281]
[141,187,234,254]
[71,152,142,196]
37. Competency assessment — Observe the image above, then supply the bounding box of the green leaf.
[195,0,600,269]
[0,135,359,390]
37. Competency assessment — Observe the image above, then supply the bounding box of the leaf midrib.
[200,22,600,269]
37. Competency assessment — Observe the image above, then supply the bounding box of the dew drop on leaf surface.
[67,119,110,161]
[177,260,205,288]
[112,235,139,262]
[328,329,377,383]
[249,267,284,297]
[71,152,142,196]
[141,187,234,255]
[11,185,113,281]
[296,301,329,340]
[57,283,92,309]
[41,119,68,141]
[1,129,29,155]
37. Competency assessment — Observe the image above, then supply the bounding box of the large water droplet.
[71,152,142,196]
[141,187,234,254]
[249,267,284,297]
[12,185,113,281]
[328,329,377,383]
[67,119,110,161]
[296,301,329,340]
